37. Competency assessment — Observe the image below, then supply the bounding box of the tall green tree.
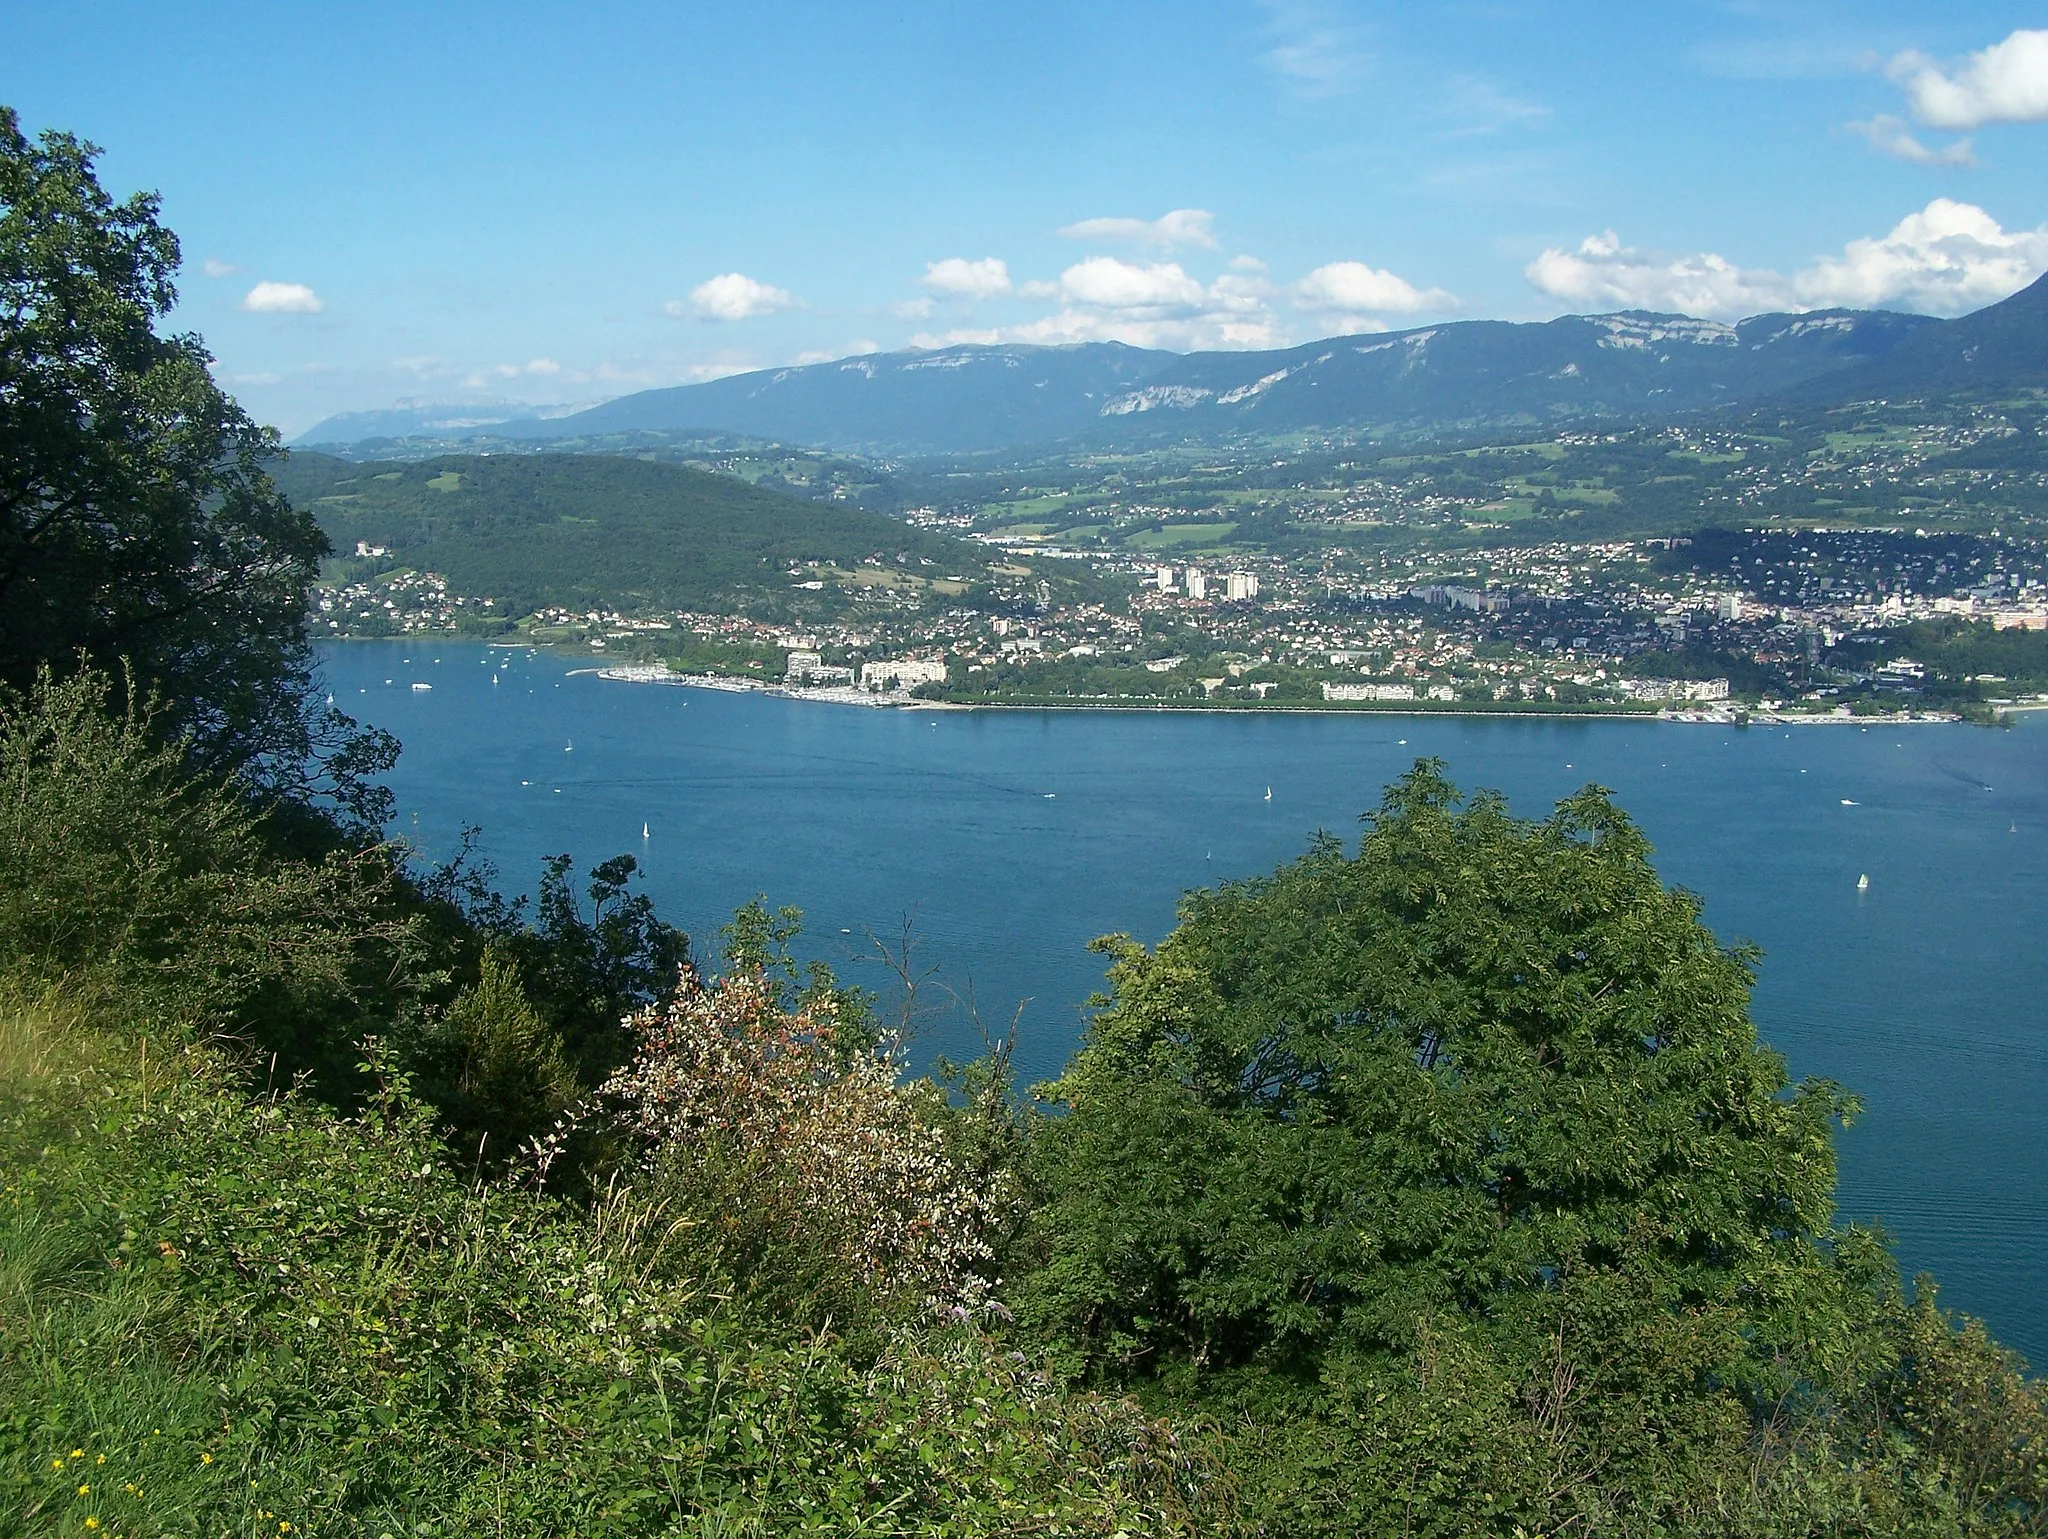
[0,107,383,821]
[1022,761,1858,1388]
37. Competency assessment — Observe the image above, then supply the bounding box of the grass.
[0,989,1192,1537]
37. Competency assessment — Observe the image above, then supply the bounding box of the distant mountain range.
[295,275,2048,457]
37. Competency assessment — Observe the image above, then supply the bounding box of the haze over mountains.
[298,276,2048,458]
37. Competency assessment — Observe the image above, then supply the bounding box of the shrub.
[0,667,413,1078]
[0,991,1201,1536]
[563,965,1020,1331]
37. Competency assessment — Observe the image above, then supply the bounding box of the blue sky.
[6,1,2046,434]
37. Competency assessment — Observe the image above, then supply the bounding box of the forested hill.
[273,451,986,614]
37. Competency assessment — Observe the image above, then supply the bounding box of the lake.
[323,639,2048,1363]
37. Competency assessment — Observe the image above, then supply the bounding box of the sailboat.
[1264,786,1272,802]
[642,822,650,840]
[1857,874,1870,891]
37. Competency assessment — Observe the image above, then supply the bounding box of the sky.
[6,1,2048,436]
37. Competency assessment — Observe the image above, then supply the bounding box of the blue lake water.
[324,640,2048,1363]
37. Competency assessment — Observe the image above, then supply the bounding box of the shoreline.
[590,665,1969,727]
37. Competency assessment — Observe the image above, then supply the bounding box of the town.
[319,514,2048,720]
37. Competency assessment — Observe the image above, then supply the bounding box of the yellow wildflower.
[77,1483,90,1495]
[96,1454,106,1465]
[71,1449,84,1459]
[51,1458,64,1470]
[200,1452,213,1465]
[84,1521,100,1531]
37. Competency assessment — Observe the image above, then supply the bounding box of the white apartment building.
[860,657,949,690]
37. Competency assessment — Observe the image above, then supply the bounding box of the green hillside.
[273,451,990,617]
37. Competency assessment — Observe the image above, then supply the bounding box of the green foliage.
[1024,761,1854,1381]
[0,997,1203,1537]
[0,667,414,1080]
[3,674,2044,1534]
[1014,761,2048,1534]
[1886,619,2048,692]
[273,450,987,619]
[412,941,578,1167]
[501,851,691,1082]
[0,109,388,821]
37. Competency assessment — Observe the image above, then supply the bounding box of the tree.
[0,108,385,822]
[1022,761,1857,1387]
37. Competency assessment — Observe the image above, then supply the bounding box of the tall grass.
[0,990,1199,1537]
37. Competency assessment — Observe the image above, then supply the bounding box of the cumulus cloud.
[921,256,1012,298]
[674,272,799,322]
[201,257,241,279]
[1059,256,1207,309]
[914,254,1280,350]
[1057,208,1219,250]
[1847,114,1976,166]
[241,281,324,314]
[1888,29,2048,130]
[1292,262,1453,322]
[1525,232,1790,317]
[1794,198,2048,312]
[1526,200,2048,319]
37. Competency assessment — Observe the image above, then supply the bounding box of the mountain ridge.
[296,279,2048,457]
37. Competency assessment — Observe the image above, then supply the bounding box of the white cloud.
[1292,261,1453,318]
[921,256,1012,298]
[916,255,1281,350]
[890,297,936,320]
[674,272,799,322]
[1526,232,1793,317]
[241,280,324,314]
[1848,114,1976,166]
[1057,209,1219,250]
[460,357,564,388]
[1526,200,2048,319]
[201,257,240,279]
[909,327,1003,348]
[1888,29,2048,130]
[1794,198,2048,313]
[1059,256,1207,309]
[1229,254,1269,273]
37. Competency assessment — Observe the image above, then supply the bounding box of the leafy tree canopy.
[0,107,378,816]
[1024,762,1857,1392]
